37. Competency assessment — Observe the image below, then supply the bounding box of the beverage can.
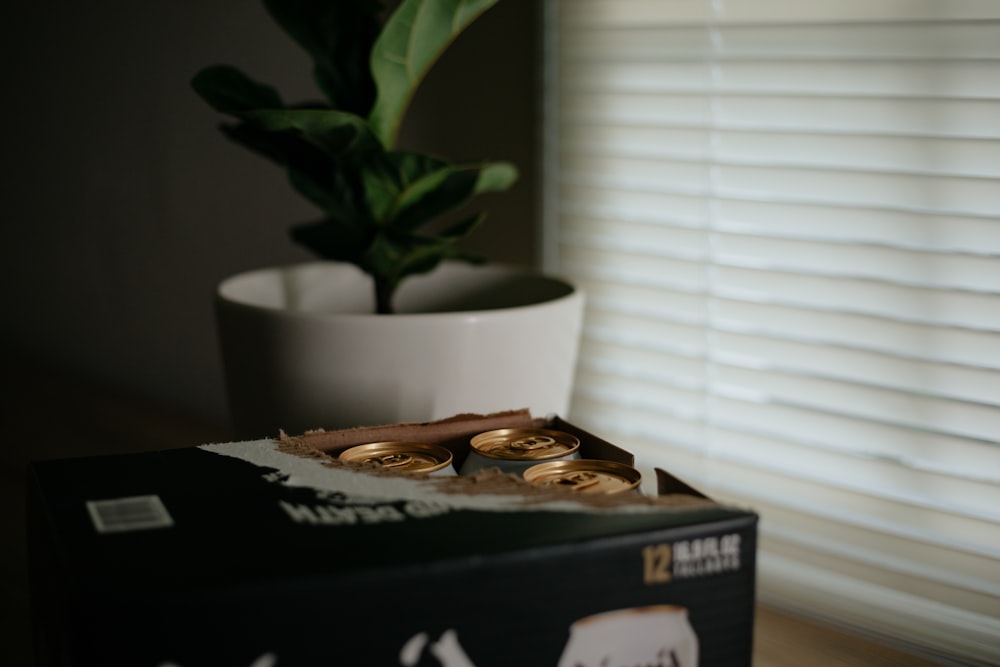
[338,441,455,476]
[459,428,580,475]
[523,459,642,495]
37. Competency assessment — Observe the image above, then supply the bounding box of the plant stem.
[374,276,395,315]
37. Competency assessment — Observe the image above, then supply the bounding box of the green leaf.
[262,0,383,114]
[358,153,517,233]
[391,160,518,231]
[359,159,399,223]
[221,121,371,226]
[359,151,449,224]
[367,0,501,147]
[363,230,456,285]
[392,167,478,230]
[220,121,325,168]
[242,108,380,157]
[191,65,283,114]
[473,161,519,193]
[288,167,368,225]
[440,211,486,240]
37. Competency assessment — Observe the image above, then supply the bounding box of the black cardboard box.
[27,411,758,667]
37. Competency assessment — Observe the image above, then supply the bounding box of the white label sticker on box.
[86,495,174,533]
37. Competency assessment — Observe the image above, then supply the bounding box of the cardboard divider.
[545,415,635,466]
[656,467,710,499]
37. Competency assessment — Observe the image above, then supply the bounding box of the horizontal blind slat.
[577,277,709,321]
[713,330,1000,407]
[559,0,1000,26]
[718,165,999,217]
[562,61,1000,98]
[563,203,1000,255]
[583,314,705,356]
[564,125,1000,179]
[560,245,708,290]
[712,364,1000,442]
[580,276,1000,367]
[564,248,1000,332]
[559,184,706,224]
[561,217,707,257]
[579,339,706,387]
[566,222,1000,291]
[716,234,1000,292]
[715,266,1000,330]
[707,398,1000,482]
[588,305,1000,386]
[713,298,1000,368]
[564,255,1000,334]
[562,23,1000,60]
[716,201,1000,254]
[561,93,1000,139]
[559,155,1000,217]
[704,427,1000,518]
[718,133,1000,178]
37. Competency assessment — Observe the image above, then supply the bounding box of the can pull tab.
[510,435,557,451]
[553,471,600,490]
[372,453,413,469]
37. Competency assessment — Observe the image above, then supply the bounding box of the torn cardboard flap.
[291,408,541,468]
[288,409,634,471]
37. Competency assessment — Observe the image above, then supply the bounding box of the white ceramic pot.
[215,261,584,438]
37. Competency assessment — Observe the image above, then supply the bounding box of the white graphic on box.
[557,605,698,667]
[399,629,476,667]
[158,605,697,667]
[672,533,742,579]
[159,652,276,667]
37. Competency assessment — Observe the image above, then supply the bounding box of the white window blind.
[543,1,1000,664]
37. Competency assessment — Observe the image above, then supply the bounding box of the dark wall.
[0,0,540,425]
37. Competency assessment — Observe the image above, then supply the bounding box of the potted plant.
[194,0,584,438]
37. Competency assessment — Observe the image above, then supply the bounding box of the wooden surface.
[0,352,949,666]
[753,606,946,667]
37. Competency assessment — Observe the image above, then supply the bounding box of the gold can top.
[523,459,641,495]
[470,428,580,462]
[338,441,453,474]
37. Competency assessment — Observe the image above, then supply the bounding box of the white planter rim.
[216,261,580,322]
